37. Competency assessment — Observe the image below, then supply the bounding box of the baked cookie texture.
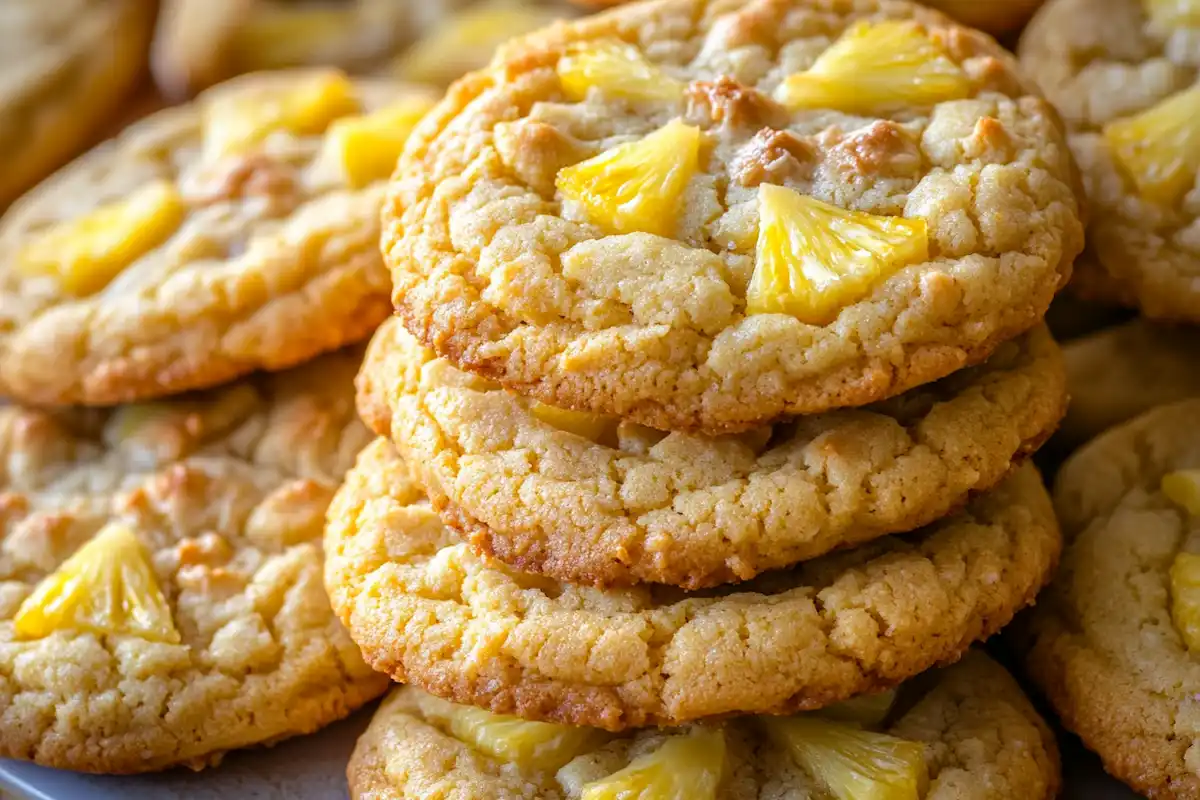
[0,0,154,209]
[1059,319,1200,448]
[1015,400,1200,799]
[0,349,388,774]
[347,650,1060,800]
[1019,0,1200,322]
[0,69,437,407]
[385,0,1084,434]
[358,317,1065,588]
[325,438,1061,730]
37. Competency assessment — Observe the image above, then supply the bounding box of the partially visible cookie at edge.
[358,317,1066,589]
[325,438,1060,730]
[348,650,1060,800]
[0,69,437,406]
[0,348,388,774]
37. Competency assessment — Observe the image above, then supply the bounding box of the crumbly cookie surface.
[0,349,388,774]
[326,439,1060,730]
[348,651,1059,800]
[358,318,1065,588]
[1015,400,1200,799]
[387,0,1084,433]
[0,0,153,209]
[1019,0,1200,321]
[0,70,436,406]
[1059,319,1200,448]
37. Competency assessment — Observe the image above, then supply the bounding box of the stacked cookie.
[0,69,442,772]
[323,0,1084,795]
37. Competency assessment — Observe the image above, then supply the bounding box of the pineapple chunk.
[776,20,969,114]
[1163,470,1200,516]
[531,402,617,443]
[323,98,436,188]
[580,729,726,800]
[764,716,927,800]
[1103,84,1200,207]
[230,6,361,70]
[1171,552,1200,652]
[204,70,360,157]
[556,120,701,236]
[394,5,559,86]
[414,691,605,771]
[820,690,898,728]
[1144,0,1200,27]
[558,41,684,103]
[16,181,185,296]
[14,524,179,643]
[746,184,928,324]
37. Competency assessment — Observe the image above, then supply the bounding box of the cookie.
[0,69,437,407]
[358,317,1065,589]
[1059,319,1200,448]
[0,349,388,774]
[0,0,154,210]
[385,0,1084,434]
[1013,399,1200,798]
[325,438,1060,730]
[348,650,1060,800]
[1019,0,1200,322]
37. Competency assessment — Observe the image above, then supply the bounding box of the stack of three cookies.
[324,0,1087,795]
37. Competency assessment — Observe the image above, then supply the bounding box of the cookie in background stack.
[326,0,1083,794]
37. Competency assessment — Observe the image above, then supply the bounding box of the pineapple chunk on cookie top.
[387,0,1083,432]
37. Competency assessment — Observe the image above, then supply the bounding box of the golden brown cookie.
[1019,0,1200,322]
[325,438,1060,730]
[1015,399,1200,799]
[358,318,1065,588]
[386,0,1084,434]
[0,349,388,774]
[0,69,436,406]
[0,0,154,210]
[348,651,1060,800]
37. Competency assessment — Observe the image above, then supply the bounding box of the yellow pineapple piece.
[1145,0,1200,27]
[556,120,701,236]
[558,41,684,103]
[230,6,362,70]
[16,181,185,296]
[14,524,179,643]
[414,692,605,771]
[580,729,726,800]
[204,70,360,157]
[1163,470,1200,516]
[776,21,969,114]
[394,5,560,86]
[1171,552,1200,652]
[820,690,898,727]
[746,184,928,324]
[1104,84,1200,207]
[764,716,927,800]
[531,402,617,443]
[323,97,436,188]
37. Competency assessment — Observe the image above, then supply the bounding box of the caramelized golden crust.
[325,439,1060,730]
[1015,400,1200,799]
[387,0,1084,433]
[348,652,1060,800]
[358,318,1065,588]
[0,71,436,407]
[1019,0,1200,322]
[0,350,387,774]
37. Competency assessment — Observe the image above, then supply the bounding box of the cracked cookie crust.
[358,317,1065,588]
[325,439,1060,730]
[0,70,436,406]
[385,0,1084,434]
[1014,400,1200,800]
[0,349,388,774]
[1019,0,1200,322]
[348,651,1060,800]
